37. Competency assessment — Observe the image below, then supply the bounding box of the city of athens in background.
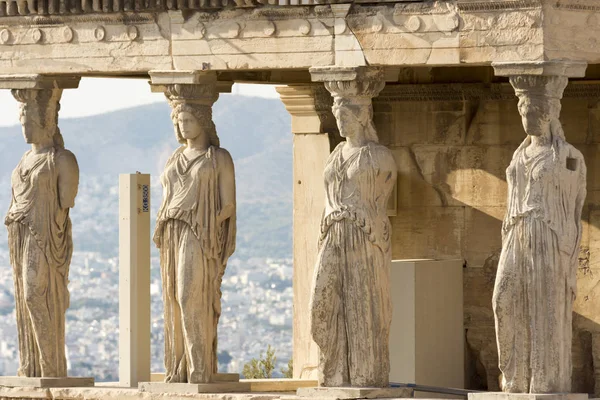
[0,79,293,381]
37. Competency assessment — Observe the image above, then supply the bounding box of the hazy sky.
[0,78,279,127]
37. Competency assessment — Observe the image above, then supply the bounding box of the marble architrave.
[491,62,587,394]
[307,66,397,391]
[1,77,87,384]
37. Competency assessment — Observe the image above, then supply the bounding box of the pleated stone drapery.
[6,149,73,378]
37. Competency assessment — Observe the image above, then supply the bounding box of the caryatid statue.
[5,88,79,378]
[153,83,236,384]
[493,75,587,393]
[309,68,397,388]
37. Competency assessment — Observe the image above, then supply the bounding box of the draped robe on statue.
[154,145,236,384]
[5,148,73,378]
[493,136,586,393]
[310,141,397,388]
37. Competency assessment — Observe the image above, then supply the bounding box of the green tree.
[242,345,277,379]
[281,357,293,379]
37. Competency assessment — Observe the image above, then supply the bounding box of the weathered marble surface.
[139,382,251,394]
[362,78,600,392]
[492,74,587,393]
[469,393,588,400]
[4,1,600,74]
[0,377,93,388]
[4,87,79,378]
[296,386,412,400]
[153,81,236,384]
[0,385,281,400]
[308,67,397,388]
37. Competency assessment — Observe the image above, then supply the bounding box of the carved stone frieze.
[457,0,541,12]
[372,82,600,103]
[0,22,147,45]
[0,12,155,24]
[0,27,10,43]
[553,1,600,13]
[391,1,458,15]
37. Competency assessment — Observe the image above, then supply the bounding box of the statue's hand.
[216,210,226,224]
[216,204,234,224]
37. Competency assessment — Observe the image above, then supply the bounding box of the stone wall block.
[389,146,445,208]
[409,145,462,207]
[465,326,501,391]
[588,106,600,144]
[462,207,503,269]
[585,189,600,208]
[455,146,513,208]
[382,101,466,146]
[465,100,523,146]
[460,43,545,66]
[431,109,466,145]
[561,99,590,145]
[586,210,600,270]
[373,111,393,146]
[573,264,600,332]
[576,145,600,192]
[407,145,512,208]
[463,253,501,391]
[463,266,496,329]
[390,206,464,261]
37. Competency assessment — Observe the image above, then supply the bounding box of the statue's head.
[12,88,63,147]
[511,75,567,138]
[165,83,220,147]
[331,97,379,143]
[171,103,220,147]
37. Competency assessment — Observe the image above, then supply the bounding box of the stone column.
[293,66,406,398]
[276,84,339,380]
[472,61,588,397]
[0,75,93,388]
[145,71,247,393]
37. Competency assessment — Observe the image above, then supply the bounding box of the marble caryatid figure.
[309,75,397,388]
[154,83,236,384]
[493,75,587,393]
[5,88,79,378]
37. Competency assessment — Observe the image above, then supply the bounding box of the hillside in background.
[0,94,293,259]
[0,94,295,379]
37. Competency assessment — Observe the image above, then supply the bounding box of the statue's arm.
[374,147,397,204]
[56,150,80,209]
[573,152,587,249]
[217,149,236,224]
